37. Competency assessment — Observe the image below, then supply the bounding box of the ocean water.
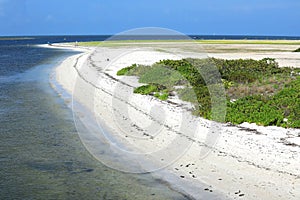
[0,37,190,199]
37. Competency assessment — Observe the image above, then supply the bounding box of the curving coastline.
[51,43,300,200]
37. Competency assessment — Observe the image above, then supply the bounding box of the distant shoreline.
[0,37,34,40]
[2,35,300,44]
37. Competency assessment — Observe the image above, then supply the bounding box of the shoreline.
[50,42,299,199]
[49,44,227,199]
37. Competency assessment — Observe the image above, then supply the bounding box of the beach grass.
[197,40,300,45]
[77,41,102,46]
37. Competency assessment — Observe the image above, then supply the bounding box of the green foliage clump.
[138,64,184,87]
[227,77,300,128]
[226,95,284,126]
[157,59,205,86]
[133,83,167,95]
[133,84,158,95]
[154,92,169,101]
[222,79,234,89]
[270,78,300,127]
[125,64,149,76]
[176,87,198,104]
[211,57,285,84]
[293,48,300,52]
[116,64,137,75]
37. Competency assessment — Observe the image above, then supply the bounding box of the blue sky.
[0,0,299,36]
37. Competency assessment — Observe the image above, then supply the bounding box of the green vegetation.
[197,40,300,45]
[77,41,102,46]
[133,84,158,94]
[117,58,300,128]
[156,92,169,101]
[293,47,300,52]
[227,78,300,127]
[132,83,169,100]
[116,64,137,75]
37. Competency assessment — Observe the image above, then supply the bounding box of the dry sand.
[50,42,300,200]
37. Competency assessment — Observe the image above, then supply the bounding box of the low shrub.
[118,57,300,128]
[116,64,137,75]
[133,84,158,95]
[293,48,300,52]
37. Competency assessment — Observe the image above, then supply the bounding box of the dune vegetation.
[117,58,300,128]
[293,47,300,52]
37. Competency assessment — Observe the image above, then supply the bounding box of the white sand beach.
[51,42,300,200]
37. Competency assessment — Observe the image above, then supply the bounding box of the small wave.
[0,74,22,83]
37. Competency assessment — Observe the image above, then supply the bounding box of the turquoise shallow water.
[0,48,190,199]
